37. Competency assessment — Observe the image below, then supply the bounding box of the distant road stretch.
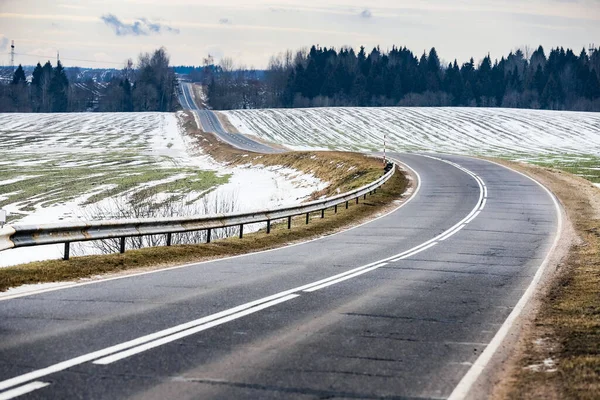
[0,154,559,399]
[178,82,281,153]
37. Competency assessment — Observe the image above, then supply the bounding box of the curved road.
[178,82,281,153]
[0,154,558,399]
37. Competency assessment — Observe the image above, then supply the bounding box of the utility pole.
[10,40,14,70]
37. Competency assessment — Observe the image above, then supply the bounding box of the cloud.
[360,9,372,18]
[100,14,180,36]
[219,18,231,24]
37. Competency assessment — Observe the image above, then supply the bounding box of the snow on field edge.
[0,112,326,267]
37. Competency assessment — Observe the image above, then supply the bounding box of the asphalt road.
[0,154,558,399]
[178,83,281,153]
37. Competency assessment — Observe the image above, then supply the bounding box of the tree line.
[206,45,600,111]
[0,48,178,113]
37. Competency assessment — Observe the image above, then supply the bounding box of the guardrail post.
[0,163,394,258]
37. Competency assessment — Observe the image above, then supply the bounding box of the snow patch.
[0,112,326,268]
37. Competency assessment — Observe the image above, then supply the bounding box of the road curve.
[178,83,281,153]
[0,154,558,399]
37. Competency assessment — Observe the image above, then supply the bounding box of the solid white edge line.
[0,161,422,391]
[0,382,50,400]
[0,160,421,302]
[447,158,563,400]
[0,155,486,392]
[93,294,300,365]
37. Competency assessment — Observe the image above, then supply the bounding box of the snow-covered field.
[224,106,600,184]
[225,107,600,155]
[0,112,325,267]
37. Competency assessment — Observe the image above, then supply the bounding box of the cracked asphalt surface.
[0,153,558,399]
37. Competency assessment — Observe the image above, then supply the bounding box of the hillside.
[223,107,600,183]
[0,112,325,266]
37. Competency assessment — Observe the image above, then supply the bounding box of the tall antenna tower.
[590,43,596,56]
[10,40,14,70]
[57,50,60,64]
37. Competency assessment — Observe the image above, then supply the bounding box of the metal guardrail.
[0,164,395,260]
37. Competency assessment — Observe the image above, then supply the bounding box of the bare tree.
[74,191,240,256]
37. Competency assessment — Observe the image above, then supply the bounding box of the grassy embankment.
[0,112,408,291]
[491,161,599,400]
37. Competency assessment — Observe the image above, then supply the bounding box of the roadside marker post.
[0,209,6,228]
[383,133,387,165]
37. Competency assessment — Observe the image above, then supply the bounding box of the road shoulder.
[472,160,599,399]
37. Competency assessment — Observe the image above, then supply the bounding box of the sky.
[0,0,599,69]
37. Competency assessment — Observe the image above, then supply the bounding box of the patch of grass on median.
[0,169,408,292]
[492,162,600,400]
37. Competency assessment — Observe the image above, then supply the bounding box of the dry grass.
[0,111,398,292]
[182,111,385,199]
[491,162,600,400]
[0,170,407,292]
[213,111,290,150]
[191,83,207,108]
[214,111,240,133]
